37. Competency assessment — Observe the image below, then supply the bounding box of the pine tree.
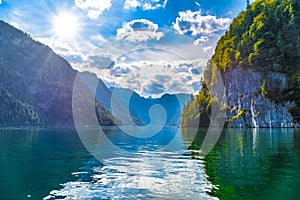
[246,0,250,8]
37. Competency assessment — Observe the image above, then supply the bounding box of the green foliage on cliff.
[182,0,300,126]
[181,60,228,127]
[181,82,211,127]
[261,79,267,97]
[213,0,300,74]
[213,0,300,120]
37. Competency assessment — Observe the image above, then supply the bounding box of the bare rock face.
[222,66,297,128]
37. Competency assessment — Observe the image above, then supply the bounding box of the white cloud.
[203,46,213,52]
[72,48,116,71]
[91,34,106,42]
[124,0,141,9]
[124,0,167,10]
[69,27,215,97]
[193,36,209,45]
[116,19,164,42]
[79,58,206,98]
[74,0,111,20]
[0,0,2,5]
[36,37,86,63]
[173,10,231,36]
[173,10,232,52]
[87,10,102,20]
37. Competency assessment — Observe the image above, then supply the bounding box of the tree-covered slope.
[182,0,300,127]
[0,20,115,126]
[213,0,300,119]
[214,0,299,72]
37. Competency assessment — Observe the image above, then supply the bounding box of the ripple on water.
[45,151,218,200]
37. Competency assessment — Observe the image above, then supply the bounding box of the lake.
[0,127,299,199]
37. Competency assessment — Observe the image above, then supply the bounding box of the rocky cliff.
[182,0,300,128]
[223,66,296,127]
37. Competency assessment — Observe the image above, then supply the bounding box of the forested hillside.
[0,20,115,126]
[182,0,300,127]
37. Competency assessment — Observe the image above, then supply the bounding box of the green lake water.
[0,127,299,199]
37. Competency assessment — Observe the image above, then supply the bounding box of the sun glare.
[53,12,78,40]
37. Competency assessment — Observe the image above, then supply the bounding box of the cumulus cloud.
[97,59,206,97]
[75,51,115,70]
[36,37,84,62]
[193,35,209,45]
[143,83,165,95]
[173,10,231,49]
[116,19,164,42]
[124,0,140,9]
[203,46,213,52]
[75,58,206,98]
[155,74,172,82]
[71,43,209,97]
[173,10,231,36]
[69,28,213,97]
[124,0,167,10]
[74,0,111,20]
[91,34,106,42]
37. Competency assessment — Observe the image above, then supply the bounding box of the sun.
[53,12,79,40]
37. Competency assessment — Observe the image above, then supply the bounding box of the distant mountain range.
[0,20,115,126]
[0,20,190,127]
[79,71,190,126]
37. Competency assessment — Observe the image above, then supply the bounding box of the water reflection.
[47,126,216,199]
[0,128,91,200]
[186,128,300,200]
[2,127,299,199]
[77,126,191,163]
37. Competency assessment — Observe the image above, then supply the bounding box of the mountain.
[79,71,190,126]
[78,71,112,110]
[113,88,190,126]
[182,0,300,128]
[0,20,115,126]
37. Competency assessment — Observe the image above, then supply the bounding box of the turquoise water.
[0,127,299,199]
[0,128,93,200]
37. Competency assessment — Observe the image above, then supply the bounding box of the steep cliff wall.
[181,0,300,128]
[223,66,296,127]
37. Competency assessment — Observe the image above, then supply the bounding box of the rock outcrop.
[223,66,296,127]
[182,0,300,128]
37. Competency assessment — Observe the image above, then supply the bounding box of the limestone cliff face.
[182,0,300,128]
[222,66,297,127]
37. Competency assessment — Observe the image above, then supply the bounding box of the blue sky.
[0,0,250,97]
